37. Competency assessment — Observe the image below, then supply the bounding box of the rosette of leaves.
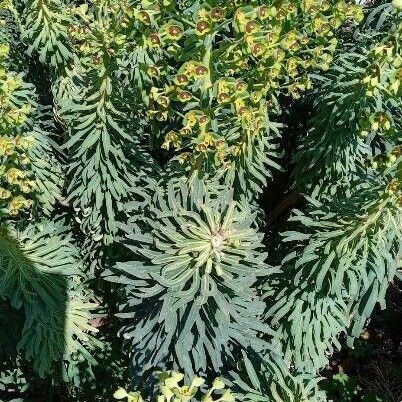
[138,0,363,198]
[266,179,402,373]
[106,178,275,378]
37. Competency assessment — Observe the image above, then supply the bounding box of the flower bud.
[175,74,189,86]
[217,92,230,103]
[210,7,224,21]
[191,376,205,387]
[0,188,11,200]
[235,81,247,92]
[178,91,192,102]
[245,21,258,34]
[138,11,151,24]
[165,24,184,41]
[194,65,208,78]
[150,33,161,46]
[196,20,210,35]
[147,66,160,78]
[198,115,210,125]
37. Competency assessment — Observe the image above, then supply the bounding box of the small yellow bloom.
[235,10,249,32]
[184,112,198,127]
[19,180,36,193]
[162,131,181,150]
[202,133,215,146]
[212,377,225,390]
[198,8,209,19]
[178,152,191,164]
[232,145,242,156]
[114,388,129,399]
[215,149,227,164]
[196,143,208,153]
[218,79,231,94]
[8,195,31,215]
[0,187,11,199]
[234,98,246,111]
[19,153,31,165]
[0,136,14,156]
[5,167,25,184]
[15,134,35,150]
[223,161,233,171]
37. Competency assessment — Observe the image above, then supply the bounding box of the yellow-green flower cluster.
[371,145,402,207]
[355,14,401,208]
[359,24,401,138]
[114,372,234,402]
[67,0,165,68]
[139,0,363,177]
[371,145,402,171]
[0,42,36,216]
[67,0,133,66]
[385,178,401,205]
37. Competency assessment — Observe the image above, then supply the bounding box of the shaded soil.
[322,281,402,402]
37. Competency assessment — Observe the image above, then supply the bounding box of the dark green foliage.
[291,50,372,198]
[267,181,402,373]
[22,0,74,68]
[231,350,327,402]
[0,222,102,378]
[293,2,401,200]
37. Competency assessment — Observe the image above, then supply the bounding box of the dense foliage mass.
[0,0,401,401]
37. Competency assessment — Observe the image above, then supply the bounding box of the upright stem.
[201,35,213,98]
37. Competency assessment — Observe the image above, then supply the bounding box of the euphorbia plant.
[0,0,401,401]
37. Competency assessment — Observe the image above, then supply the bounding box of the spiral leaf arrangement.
[106,178,274,377]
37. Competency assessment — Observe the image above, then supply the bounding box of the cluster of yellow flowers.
[362,15,402,207]
[0,41,36,216]
[359,22,401,138]
[137,0,363,175]
[385,178,402,208]
[371,145,402,171]
[114,371,234,402]
[61,0,364,181]
[67,1,130,65]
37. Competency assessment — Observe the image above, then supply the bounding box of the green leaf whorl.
[106,178,275,378]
